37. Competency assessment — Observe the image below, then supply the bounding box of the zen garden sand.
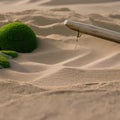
[0,0,120,120]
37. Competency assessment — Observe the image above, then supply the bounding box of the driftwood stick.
[64,20,120,43]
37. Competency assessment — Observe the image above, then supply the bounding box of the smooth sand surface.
[0,0,120,120]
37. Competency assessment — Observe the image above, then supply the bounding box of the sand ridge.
[42,0,120,5]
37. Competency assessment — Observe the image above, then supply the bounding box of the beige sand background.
[0,0,120,120]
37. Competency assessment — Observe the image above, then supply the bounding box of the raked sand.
[0,0,120,120]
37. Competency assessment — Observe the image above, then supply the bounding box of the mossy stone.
[0,22,38,53]
[0,50,18,58]
[0,55,10,68]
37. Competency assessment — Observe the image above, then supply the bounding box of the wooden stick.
[64,20,120,43]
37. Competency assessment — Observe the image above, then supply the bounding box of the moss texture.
[0,50,18,58]
[0,55,10,68]
[0,22,38,53]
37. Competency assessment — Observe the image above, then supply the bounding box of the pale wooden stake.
[64,20,120,43]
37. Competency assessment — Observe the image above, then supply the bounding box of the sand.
[0,0,120,120]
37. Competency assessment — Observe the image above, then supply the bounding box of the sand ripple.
[0,2,120,120]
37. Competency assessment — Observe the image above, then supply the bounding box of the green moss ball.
[0,55,10,68]
[0,50,18,58]
[0,22,38,53]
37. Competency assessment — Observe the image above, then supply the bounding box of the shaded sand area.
[0,0,120,120]
[42,0,120,5]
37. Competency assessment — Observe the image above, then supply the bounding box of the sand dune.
[0,0,120,120]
